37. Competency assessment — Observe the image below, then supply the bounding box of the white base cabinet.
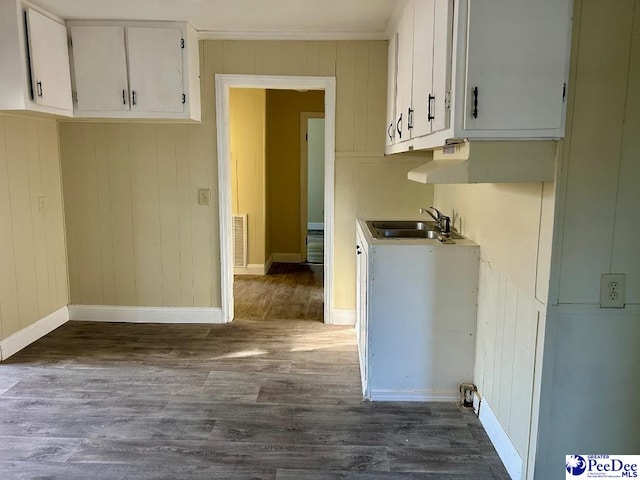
[356,220,479,401]
[0,0,73,116]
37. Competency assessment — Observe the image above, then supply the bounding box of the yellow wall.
[230,88,266,266]
[0,114,68,341]
[266,89,324,256]
[59,40,434,310]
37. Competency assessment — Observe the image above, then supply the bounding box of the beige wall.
[59,40,433,310]
[230,88,266,266]
[535,1,640,478]
[266,89,324,256]
[434,181,554,467]
[0,114,68,341]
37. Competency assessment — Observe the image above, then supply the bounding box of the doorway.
[300,113,325,264]
[215,75,336,325]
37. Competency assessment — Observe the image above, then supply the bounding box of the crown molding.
[196,29,389,41]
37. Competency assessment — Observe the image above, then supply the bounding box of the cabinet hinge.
[305,133,308,141]
[562,83,567,102]
[68,37,73,48]
[181,38,185,49]
[444,91,452,110]
[73,91,78,103]
[182,94,186,104]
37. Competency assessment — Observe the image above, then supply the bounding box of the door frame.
[300,112,325,263]
[215,74,336,324]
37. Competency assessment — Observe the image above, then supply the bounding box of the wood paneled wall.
[0,115,68,340]
[59,40,433,310]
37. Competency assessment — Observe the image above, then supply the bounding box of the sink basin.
[368,220,436,230]
[365,220,463,240]
[378,229,440,239]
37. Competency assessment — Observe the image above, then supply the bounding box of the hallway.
[234,263,324,321]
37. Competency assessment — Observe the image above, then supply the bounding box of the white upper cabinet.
[409,0,435,139]
[127,27,184,114]
[70,26,128,112]
[395,1,414,143]
[0,0,73,116]
[69,21,201,121]
[463,0,570,133]
[385,32,398,147]
[386,0,572,154]
[25,8,73,111]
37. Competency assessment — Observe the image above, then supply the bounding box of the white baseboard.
[69,305,224,324]
[0,306,69,361]
[272,253,302,263]
[369,389,459,402]
[478,397,521,480]
[331,309,356,325]
[234,263,267,275]
[307,222,324,231]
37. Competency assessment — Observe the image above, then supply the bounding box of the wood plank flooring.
[0,268,509,479]
[234,263,324,321]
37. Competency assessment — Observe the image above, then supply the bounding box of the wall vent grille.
[232,214,247,268]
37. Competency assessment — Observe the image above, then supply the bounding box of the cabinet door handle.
[132,90,136,106]
[407,108,414,130]
[387,123,395,141]
[122,89,126,105]
[36,81,43,97]
[428,94,435,121]
[472,86,478,119]
[396,113,403,139]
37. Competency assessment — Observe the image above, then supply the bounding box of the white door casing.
[215,74,336,324]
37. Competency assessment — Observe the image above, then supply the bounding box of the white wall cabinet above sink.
[0,0,73,117]
[68,21,201,121]
[386,0,573,154]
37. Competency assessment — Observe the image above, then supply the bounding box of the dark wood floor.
[0,268,509,479]
[234,263,324,321]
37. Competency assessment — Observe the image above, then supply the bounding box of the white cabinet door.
[71,26,129,112]
[464,0,571,131]
[430,0,453,134]
[410,0,435,139]
[127,27,184,113]
[25,8,72,111]
[385,32,399,147]
[355,233,369,397]
[395,0,414,143]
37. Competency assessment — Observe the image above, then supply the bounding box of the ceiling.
[35,0,399,40]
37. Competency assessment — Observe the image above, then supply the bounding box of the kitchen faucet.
[419,206,451,236]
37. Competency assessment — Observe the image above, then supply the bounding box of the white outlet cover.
[600,273,626,308]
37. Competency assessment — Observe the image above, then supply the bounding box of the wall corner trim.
[331,309,356,325]
[0,306,69,361]
[478,398,522,480]
[68,305,225,324]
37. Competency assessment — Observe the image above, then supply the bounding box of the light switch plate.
[600,273,626,308]
[198,188,210,206]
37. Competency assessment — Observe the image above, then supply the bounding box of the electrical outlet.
[600,273,626,308]
[198,188,210,206]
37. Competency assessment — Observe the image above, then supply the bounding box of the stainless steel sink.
[367,220,437,231]
[366,220,463,240]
